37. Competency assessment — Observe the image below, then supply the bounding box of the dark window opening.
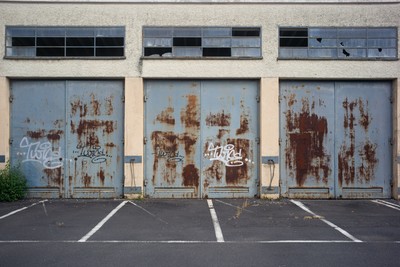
[173,37,202,46]
[66,47,94,57]
[12,37,35,46]
[342,49,350,57]
[144,47,172,56]
[66,37,94,46]
[203,48,231,57]
[96,47,124,57]
[36,47,64,57]
[280,38,308,47]
[232,28,260,36]
[280,28,308,37]
[37,37,64,46]
[96,37,124,46]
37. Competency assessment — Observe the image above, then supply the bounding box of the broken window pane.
[144,47,172,57]
[338,39,367,48]
[309,38,336,48]
[338,48,367,58]
[368,48,397,58]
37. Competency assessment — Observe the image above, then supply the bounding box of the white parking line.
[291,200,362,243]
[207,199,224,243]
[78,201,127,243]
[371,200,400,211]
[0,200,48,220]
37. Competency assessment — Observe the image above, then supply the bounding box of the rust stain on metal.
[44,168,61,186]
[105,96,114,116]
[98,168,105,185]
[217,129,230,139]
[75,120,114,136]
[83,173,91,187]
[338,98,377,186]
[225,139,250,185]
[181,95,200,128]
[71,99,88,118]
[151,131,179,185]
[90,93,101,116]
[47,130,63,141]
[27,130,46,139]
[205,161,224,181]
[182,164,199,187]
[236,115,249,135]
[285,97,331,187]
[205,111,231,127]
[156,106,175,125]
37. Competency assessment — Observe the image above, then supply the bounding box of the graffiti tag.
[153,148,184,162]
[73,145,110,163]
[19,137,63,169]
[205,142,244,167]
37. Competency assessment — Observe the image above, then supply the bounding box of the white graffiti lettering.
[19,137,63,169]
[205,142,244,167]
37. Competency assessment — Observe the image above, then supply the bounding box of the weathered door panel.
[67,81,124,198]
[201,80,259,198]
[335,81,392,198]
[280,81,335,198]
[145,81,201,198]
[11,81,66,198]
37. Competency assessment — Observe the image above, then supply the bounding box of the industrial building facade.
[0,0,399,199]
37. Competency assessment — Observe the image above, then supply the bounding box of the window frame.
[142,26,262,59]
[5,26,126,59]
[278,26,398,60]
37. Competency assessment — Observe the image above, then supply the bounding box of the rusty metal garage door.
[10,80,124,198]
[145,80,259,198]
[280,81,392,199]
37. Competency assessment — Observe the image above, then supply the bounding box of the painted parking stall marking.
[0,200,48,220]
[207,199,224,242]
[78,201,127,242]
[291,200,362,243]
[371,200,400,211]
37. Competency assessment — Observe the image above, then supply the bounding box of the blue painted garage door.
[280,81,392,198]
[10,80,124,198]
[145,80,260,198]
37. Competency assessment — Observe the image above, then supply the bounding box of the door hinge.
[9,139,13,145]
[9,95,13,103]
[389,138,393,146]
[121,96,125,103]
[255,137,260,145]
[144,180,148,186]
[143,137,147,145]
[144,95,148,102]
[256,96,260,103]
[279,138,282,146]
[278,96,282,103]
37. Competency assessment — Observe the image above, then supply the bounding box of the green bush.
[0,161,27,202]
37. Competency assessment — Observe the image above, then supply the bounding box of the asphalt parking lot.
[0,198,399,267]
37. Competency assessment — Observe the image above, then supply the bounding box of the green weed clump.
[0,162,27,202]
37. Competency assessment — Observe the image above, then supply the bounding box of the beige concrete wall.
[124,78,144,198]
[0,77,9,169]
[260,78,280,198]
[0,3,398,79]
